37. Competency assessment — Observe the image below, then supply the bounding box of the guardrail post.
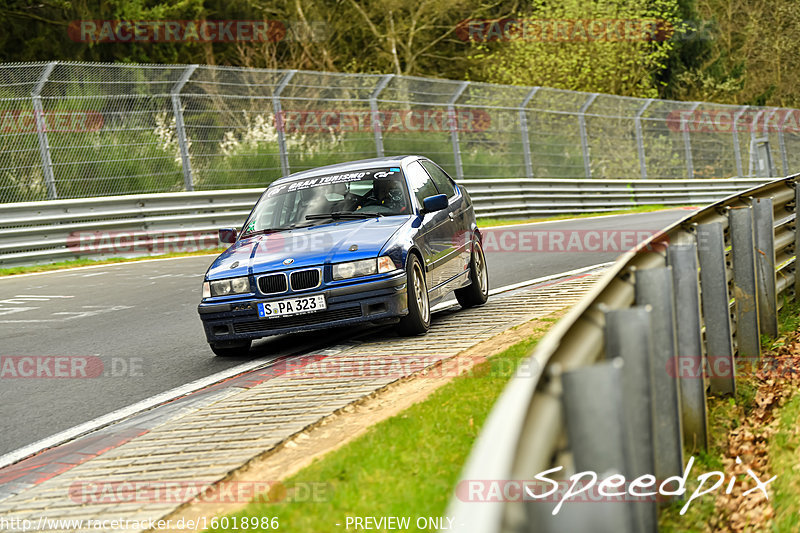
[796,184,800,301]
[31,61,58,200]
[635,99,653,179]
[171,64,198,192]
[272,70,297,178]
[578,93,598,179]
[448,81,469,180]
[635,267,684,483]
[729,206,761,358]
[696,222,736,395]
[732,106,749,178]
[370,74,393,157]
[668,243,708,451]
[752,197,778,337]
[554,359,635,533]
[519,87,539,179]
[605,307,658,533]
[682,102,700,179]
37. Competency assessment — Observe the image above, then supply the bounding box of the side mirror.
[218,228,238,244]
[422,194,448,214]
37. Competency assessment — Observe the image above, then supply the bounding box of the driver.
[357,179,407,213]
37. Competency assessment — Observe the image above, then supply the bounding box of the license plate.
[257,295,326,319]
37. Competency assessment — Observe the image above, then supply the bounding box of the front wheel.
[397,254,431,336]
[455,240,489,308]
[209,339,252,357]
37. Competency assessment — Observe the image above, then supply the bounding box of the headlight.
[208,276,251,297]
[332,258,377,280]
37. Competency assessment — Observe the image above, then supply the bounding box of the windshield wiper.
[241,226,296,237]
[306,211,383,220]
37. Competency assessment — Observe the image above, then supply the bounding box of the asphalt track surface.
[0,209,690,455]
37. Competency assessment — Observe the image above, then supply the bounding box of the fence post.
[272,70,297,178]
[748,110,765,177]
[635,267,684,484]
[682,102,700,179]
[578,93,598,179]
[635,99,653,179]
[732,106,749,179]
[370,74,394,157]
[448,81,469,180]
[31,61,58,200]
[171,64,198,192]
[729,206,761,358]
[552,359,635,533]
[752,197,778,336]
[778,110,790,176]
[668,243,708,451]
[696,222,736,395]
[519,87,539,179]
[604,307,658,533]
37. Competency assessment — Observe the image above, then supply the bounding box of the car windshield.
[242,167,411,235]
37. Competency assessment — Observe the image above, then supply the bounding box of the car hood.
[206,217,409,279]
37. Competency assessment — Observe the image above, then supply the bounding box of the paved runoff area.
[0,269,604,533]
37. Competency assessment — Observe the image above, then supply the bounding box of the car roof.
[272,155,422,184]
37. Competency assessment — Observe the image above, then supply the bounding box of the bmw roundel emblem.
[283,258,294,265]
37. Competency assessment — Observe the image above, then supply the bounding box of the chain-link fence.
[1,61,798,204]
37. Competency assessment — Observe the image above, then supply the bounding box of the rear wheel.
[209,340,252,357]
[397,254,431,335]
[455,240,489,308]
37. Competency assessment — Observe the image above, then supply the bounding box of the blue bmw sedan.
[197,156,488,356]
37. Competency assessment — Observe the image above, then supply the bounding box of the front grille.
[290,269,321,291]
[233,306,362,333]
[258,274,288,294]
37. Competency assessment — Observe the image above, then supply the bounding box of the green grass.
[0,248,225,277]
[476,204,685,228]
[207,320,556,532]
[769,393,800,533]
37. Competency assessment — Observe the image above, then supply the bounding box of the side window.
[420,160,457,198]
[405,161,440,206]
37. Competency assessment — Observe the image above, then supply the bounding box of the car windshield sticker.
[265,168,401,195]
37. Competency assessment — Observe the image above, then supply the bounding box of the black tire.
[455,240,489,308]
[209,339,252,357]
[397,254,431,336]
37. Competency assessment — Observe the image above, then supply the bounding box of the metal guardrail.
[448,173,799,532]
[0,178,772,267]
[0,61,796,205]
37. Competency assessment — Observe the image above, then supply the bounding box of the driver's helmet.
[373,178,402,201]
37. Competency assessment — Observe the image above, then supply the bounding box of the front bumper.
[197,272,408,342]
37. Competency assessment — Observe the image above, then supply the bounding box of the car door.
[419,159,470,283]
[404,160,451,289]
